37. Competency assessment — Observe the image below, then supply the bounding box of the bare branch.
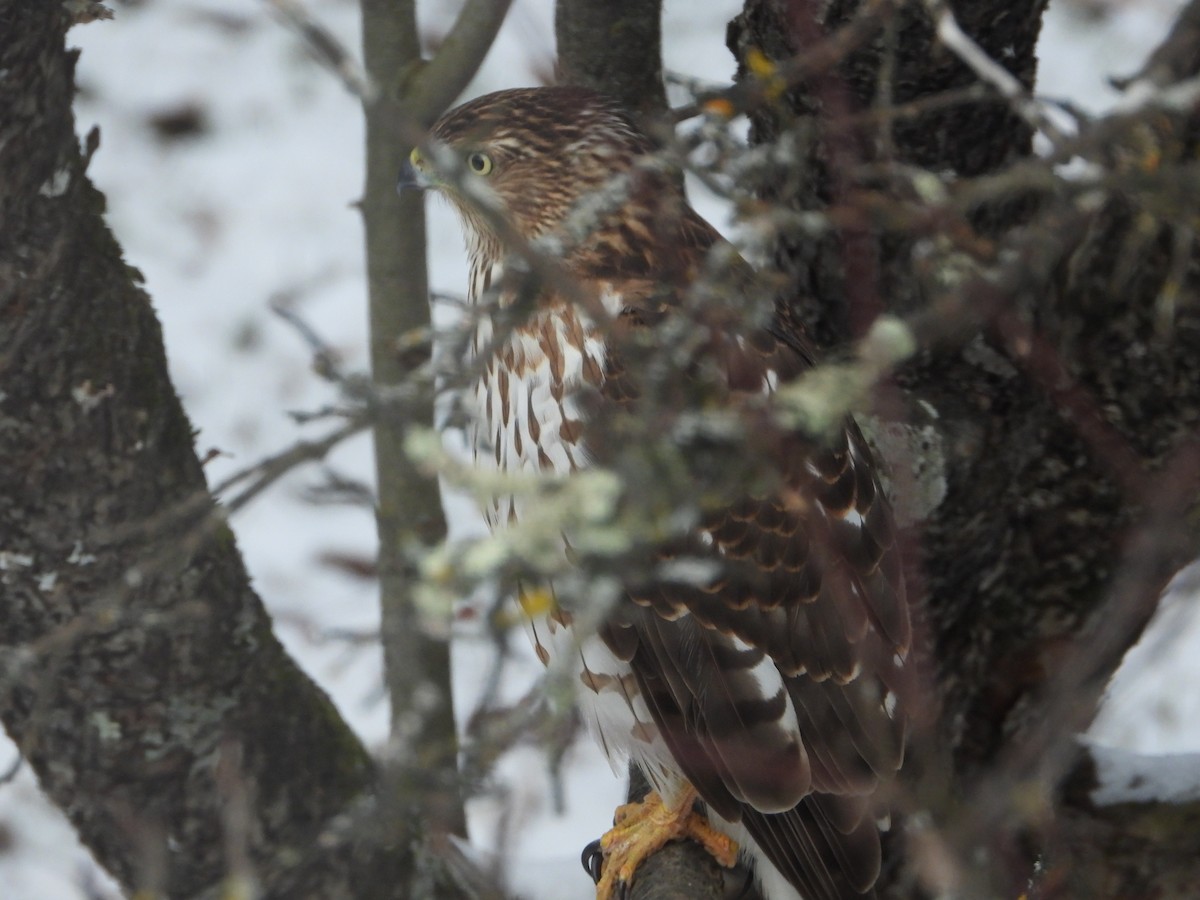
[264,0,376,100]
[1113,0,1200,89]
[406,0,515,126]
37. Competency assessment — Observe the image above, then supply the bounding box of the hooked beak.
[397,146,434,194]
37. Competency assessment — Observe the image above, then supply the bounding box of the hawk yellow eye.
[467,151,493,175]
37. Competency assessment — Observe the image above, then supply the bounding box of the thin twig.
[262,0,376,101]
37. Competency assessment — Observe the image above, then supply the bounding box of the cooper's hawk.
[401,86,909,900]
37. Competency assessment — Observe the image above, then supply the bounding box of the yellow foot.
[595,788,738,899]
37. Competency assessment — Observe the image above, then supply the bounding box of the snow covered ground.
[0,0,1195,897]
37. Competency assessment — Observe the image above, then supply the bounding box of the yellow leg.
[595,788,738,899]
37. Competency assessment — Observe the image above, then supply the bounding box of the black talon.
[581,837,604,884]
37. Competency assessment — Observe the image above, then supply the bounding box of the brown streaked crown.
[428,87,665,244]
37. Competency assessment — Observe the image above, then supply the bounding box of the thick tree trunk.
[556,0,668,119]
[730,0,1200,895]
[0,6,406,897]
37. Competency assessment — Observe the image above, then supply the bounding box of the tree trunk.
[360,0,466,863]
[556,0,668,119]
[358,0,512,890]
[0,6,406,897]
[730,0,1200,894]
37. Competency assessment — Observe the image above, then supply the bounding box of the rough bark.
[0,5,411,898]
[729,0,1045,347]
[556,0,668,119]
[729,0,1200,895]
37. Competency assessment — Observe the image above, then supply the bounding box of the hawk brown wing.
[587,209,909,900]
[603,418,908,899]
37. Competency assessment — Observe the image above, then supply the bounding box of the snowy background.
[2,0,1197,896]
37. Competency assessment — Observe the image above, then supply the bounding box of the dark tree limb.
[628,844,727,900]
[0,5,411,897]
[401,0,514,128]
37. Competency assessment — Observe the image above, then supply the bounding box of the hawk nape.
[400,86,909,900]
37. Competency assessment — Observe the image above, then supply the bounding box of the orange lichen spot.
[746,48,787,101]
[703,97,736,119]
[746,48,776,79]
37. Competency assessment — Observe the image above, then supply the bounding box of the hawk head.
[400,86,690,282]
